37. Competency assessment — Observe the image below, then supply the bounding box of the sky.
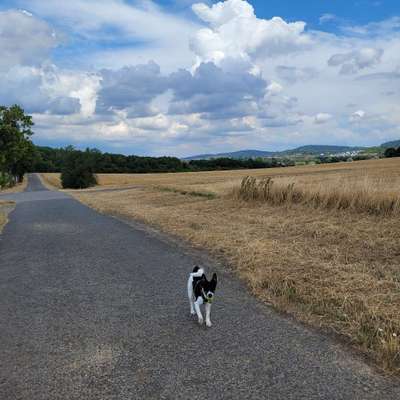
[0,0,399,156]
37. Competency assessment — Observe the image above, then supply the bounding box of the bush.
[0,172,15,189]
[384,147,400,158]
[61,150,97,189]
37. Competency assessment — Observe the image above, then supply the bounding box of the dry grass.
[0,212,6,232]
[37,173,62,190]
[42,157,400,196]
[0,200,15,233]
[0,175,28,193]
[42,158,400,373]
[233,175,400,216]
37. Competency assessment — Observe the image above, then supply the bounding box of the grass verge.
[0,201,15,233]
[0,212,6,232]
[38,173,62,190]
[0,175,28,194]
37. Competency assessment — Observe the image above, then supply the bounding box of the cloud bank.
[0,0,399,156]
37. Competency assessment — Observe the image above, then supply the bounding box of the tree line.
[32,146,289,174]
[384,147,400,158]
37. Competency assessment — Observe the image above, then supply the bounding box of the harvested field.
[41,157,400,373]
[42,157,400,195]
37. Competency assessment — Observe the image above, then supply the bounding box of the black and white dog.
[187,266,217,327]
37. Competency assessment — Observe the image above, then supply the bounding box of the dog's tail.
[191,265,205,277]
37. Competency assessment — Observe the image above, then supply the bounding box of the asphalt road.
[1,174,399,399]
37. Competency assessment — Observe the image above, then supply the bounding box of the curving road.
[0,174,399,399]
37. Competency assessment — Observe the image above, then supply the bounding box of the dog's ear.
[209,273,217,291]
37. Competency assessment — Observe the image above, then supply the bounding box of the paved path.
[1,174,399,399]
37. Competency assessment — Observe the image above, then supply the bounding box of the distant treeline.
[384,147,400,158]
[317,154,372,163]
[31,146,291,174]
[31,145,392,176]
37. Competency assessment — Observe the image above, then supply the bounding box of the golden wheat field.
[41,157,400,373]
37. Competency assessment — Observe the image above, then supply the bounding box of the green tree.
[0,105,34,185]
[61,148,98,189]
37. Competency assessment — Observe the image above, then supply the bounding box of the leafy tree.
[0,105,35,185]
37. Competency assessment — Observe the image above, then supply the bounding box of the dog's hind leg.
[187,276,195,315]
[194,297,204,325]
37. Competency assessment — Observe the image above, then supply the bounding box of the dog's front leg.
[205,303,212,327]
[187,279,195,315]
[194,297,204,325]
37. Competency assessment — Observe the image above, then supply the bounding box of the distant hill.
[184,145,365,160]
[283,145,364,155]
[381,139,400,148]
[185,149,276,160]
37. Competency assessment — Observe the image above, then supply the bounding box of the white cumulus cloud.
[328,48,384,75]
[266,81,283,96]
[1,0,400,156]
[350,110,366,122]
[0,10,59,71]
[190,0,311,67]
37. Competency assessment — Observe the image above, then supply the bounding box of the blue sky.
[0,0,399,156]
[161,0,400,27]
[154,0,399,22]
[245,0,398,27]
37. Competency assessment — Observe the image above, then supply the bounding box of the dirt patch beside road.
[0,201,15,233]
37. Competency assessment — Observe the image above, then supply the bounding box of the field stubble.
[41,158,400,373]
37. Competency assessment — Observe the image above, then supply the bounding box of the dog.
[187,266,217,327]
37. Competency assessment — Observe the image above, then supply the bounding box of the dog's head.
[202,273,218,302]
